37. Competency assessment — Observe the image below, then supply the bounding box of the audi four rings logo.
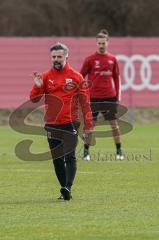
[117,54,159,91]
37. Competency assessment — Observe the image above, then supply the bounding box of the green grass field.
[0,124,159,240]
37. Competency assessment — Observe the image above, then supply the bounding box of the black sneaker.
[83,149,90,161]
[60,187,71,201]
[57,195,64,200]
[116,149,124,160]
[57,194,72,200]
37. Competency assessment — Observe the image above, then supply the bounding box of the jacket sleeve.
[80,57,91,78]
[113,58,121,101]
[77,75,93,131]
[29,73,45,102]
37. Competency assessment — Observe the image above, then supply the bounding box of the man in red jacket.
[30,42,92,200]
[80,29,124,161]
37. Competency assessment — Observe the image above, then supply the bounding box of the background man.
[80,29,124,161]
[30,43,92,200]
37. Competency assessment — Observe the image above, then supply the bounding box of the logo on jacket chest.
[64,78,77,92]
[108,60,114,65]
[94,60,100,68]
[47,79,56,89]
[94,59,114,69]
[48,79,54,85]
[65,78,73,85]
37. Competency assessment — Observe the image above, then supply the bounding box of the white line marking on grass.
[0,169,52,173]
[0,169,95,174]
[78,171,96,174]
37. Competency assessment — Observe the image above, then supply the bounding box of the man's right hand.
[32,72,43,88]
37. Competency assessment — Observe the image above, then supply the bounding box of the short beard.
[53,62,64,71]
[99,48,106,54]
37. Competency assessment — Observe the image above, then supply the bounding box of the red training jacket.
[30,63,92,130]
[80,52,121,100]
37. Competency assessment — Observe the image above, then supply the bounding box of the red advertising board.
[0,37,159,108]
